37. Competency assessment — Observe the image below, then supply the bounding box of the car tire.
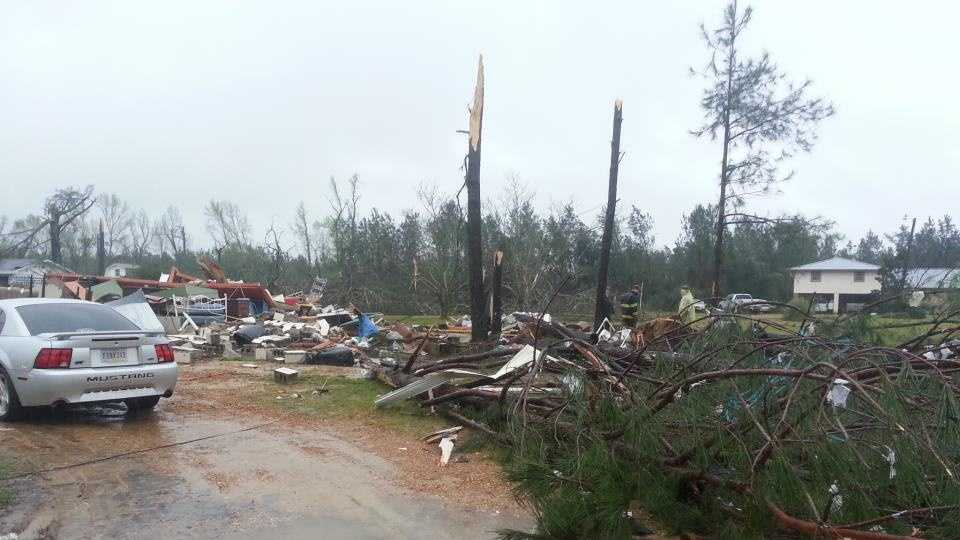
[0,367,24,422]
[125,396,161,413]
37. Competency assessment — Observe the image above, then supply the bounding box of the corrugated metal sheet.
[904,267,960,289]
[374,369,489,408]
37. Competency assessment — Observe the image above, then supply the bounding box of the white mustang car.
[0,298,177,421]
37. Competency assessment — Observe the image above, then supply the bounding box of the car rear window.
[16,303,139,335]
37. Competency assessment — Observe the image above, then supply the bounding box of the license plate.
[100,349,128,363]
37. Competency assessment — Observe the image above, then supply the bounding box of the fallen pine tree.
[367,309,960,539]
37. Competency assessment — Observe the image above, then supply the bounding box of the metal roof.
[903,267,960,289]
[790,257,881,272]
[0,258,73,274]
[0,258,35,273]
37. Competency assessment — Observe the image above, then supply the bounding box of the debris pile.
[364,311,960,538]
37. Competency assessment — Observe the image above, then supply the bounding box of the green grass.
[0,460,13,509]
[744,312,945,346]
[256,373,446,436]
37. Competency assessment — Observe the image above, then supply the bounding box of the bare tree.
[96,193,132,258]
[44,186,97,263]
[204,199,251,256]
[156,206,189,257]
[291,201,313,266]
[61,217,96,271]
[1,186,94,261]
[0,214,43,257]
[417,186,465,318]
[0,217,9,257]
[500,182,546,310]
[309,219,330,265]
[263,223,292,290]
[693,1,833,299]
[129,209,154,261]
[327,175,360,297]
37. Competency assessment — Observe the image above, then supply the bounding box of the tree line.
[2,181,957,315]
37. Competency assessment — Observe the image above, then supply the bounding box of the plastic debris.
[826,379,851,408]
[828,482,843,514]
[439,437,455,466]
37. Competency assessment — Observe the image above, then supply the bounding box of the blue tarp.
[358,313,379,338]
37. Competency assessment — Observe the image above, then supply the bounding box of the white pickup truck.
[719,293,774,313]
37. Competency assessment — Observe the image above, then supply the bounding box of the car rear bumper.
[14,363,178,407]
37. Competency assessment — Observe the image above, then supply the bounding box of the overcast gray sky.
[1,1,957,249]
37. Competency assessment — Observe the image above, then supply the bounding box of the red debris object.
[46,273,284,310]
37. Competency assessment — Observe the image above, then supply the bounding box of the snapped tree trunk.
[490,250,504,335]
[466,55,489,341]
[96,220,106,275]
[593,100,624,330]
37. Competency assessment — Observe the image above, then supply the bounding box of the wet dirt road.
[0,369,529,539]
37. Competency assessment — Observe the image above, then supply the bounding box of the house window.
[854,271,865,283]
[810,271,822,282]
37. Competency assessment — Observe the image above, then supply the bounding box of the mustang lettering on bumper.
[87,373,156,383]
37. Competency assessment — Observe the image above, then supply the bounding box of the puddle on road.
[0,401,531,539]
[0,404,182,472]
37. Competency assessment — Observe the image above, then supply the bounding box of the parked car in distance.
[0,298,177,421]
[719,293,774,313]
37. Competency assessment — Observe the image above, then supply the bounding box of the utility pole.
[594,100,624,330]
[466,55,489,341]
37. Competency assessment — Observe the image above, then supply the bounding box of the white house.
[104,262,139,278]
[790,257,881,313]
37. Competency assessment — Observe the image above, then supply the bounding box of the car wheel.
[0,367,24,421]
[125,396,161,413]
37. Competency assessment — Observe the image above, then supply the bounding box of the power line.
[0,420,276,482]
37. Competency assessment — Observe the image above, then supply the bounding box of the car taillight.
[155,344,175,363]
[34,348,73,369]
